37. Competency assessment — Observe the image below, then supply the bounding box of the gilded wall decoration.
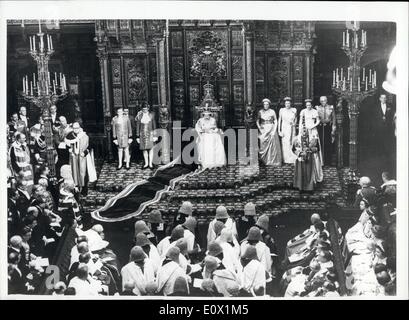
[113,87,122,107]
[268,55,289,100]
[171,31,183,50]
[111,59,121,85]
[171,56,184,81]
[218,85,230,104]
[126,57,147,104]
[172,85,185,105]
[231,30,243,48]
[255,56,265,81]
[187,30,227,79]
[293,55,304,81]
[233,84,244,103]
[232,55,243,80]
[189,85,200,106]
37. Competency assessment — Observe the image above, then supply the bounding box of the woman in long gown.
[278,97,298,164]
[195,110,226,169]
[298,99,323,182]
[257,98,282,166]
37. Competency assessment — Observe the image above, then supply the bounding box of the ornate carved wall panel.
[125,56,147,106]
[111,59,121,85]
[171,56,184,81]
[113,87,123,107]
[232,55,243,81]
[268,55,290,102]
[189,85,200,107]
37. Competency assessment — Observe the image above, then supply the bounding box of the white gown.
[195,117,227,169]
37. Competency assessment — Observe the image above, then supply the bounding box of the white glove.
[128,138,133,144]
[113,139,118,145]
[136,138,140,144]
[153,137,158,142]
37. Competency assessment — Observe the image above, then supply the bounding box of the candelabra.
[332,22,377,171]
[20,20,69,179]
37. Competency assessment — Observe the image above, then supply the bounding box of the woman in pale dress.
[278,97,298,164]
[298,99,323,181]
[257,98,282,166]
[195,109,226,169]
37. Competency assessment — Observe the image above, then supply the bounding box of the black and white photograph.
[1,1,407,301]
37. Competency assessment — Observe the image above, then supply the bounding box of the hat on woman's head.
[304,98,312,103]
[226,282,240,297]
[213,221,225,236]
[148,210,164,224]
[171,225,185,241]
[284,97,292,102]
[242,245,258,261]
[204,256,219,273]
[175,238,188,255]
[179,201,193,216]
[262,98,272,105]
[201,279,217,292]
[247,226,262,241]
[173,276,189,294]
[134,220,152,237]
[135,232,151,247]
[256,214,269,231]
[166,246,180,263]
[145,281,158,295]
[215,206,229,219]
[207,241,223,257]
[130,246,146,262]
[182,217,197,233]
[244,202,256,216]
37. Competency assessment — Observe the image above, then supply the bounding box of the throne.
[193,83,225,128]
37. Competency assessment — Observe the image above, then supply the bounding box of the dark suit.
[370,103,395,155]
[8,199,22,236]
[8,267,26,294]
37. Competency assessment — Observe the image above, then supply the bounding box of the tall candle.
[48,72,51,85]
[374,71,376,85]
[23,79,25,93]
[38,20,42,33]
[333,70,336,86]
[55,72,58,86]
[358,77,360,92]
[50,36,53,50]
[29,37,33,51]
[355,33,358,48]
[347,67,350,80]
[53,80,56,94]
[33,73,36,87]
[30,81,33,96]
[343,32,345,46]
[346,30,349,47]
[362,67,365,79]
[25,77,29,94]
[361,30,364,47]
[350,80,353,92]
[341,68,343,80]
[33,36,36,51]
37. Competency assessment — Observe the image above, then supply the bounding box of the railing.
[327,217,348,296]
[38,225,77,295]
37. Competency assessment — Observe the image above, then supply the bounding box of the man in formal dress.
[371,94,395,169]
[18,106,30,132]
[49,105,60,128]
[112,108,133,170]
[65,122,91,195]
[316,96,336,166]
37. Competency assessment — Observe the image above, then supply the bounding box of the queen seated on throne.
[194,83,226,169]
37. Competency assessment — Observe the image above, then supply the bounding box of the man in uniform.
[316,96,336,166]
[111,108,133,170]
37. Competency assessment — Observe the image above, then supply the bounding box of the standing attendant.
[10,133,34,194]
[112,108,133,170]
[278,97,298,164]
[257,98,282,166]
[135,102,157,169]
[65,122,96,195]
[316,96,336,166]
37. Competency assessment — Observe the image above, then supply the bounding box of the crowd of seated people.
[43,201,283,297]
[279,213,341,297]
[344,174,396,296]
[7,105,90,294]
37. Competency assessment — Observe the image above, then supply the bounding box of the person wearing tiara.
[278,97,298,164]
[299,99,323,176]
[293,99,324,191]
[257,98,282,166]
[195,106,226,169]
